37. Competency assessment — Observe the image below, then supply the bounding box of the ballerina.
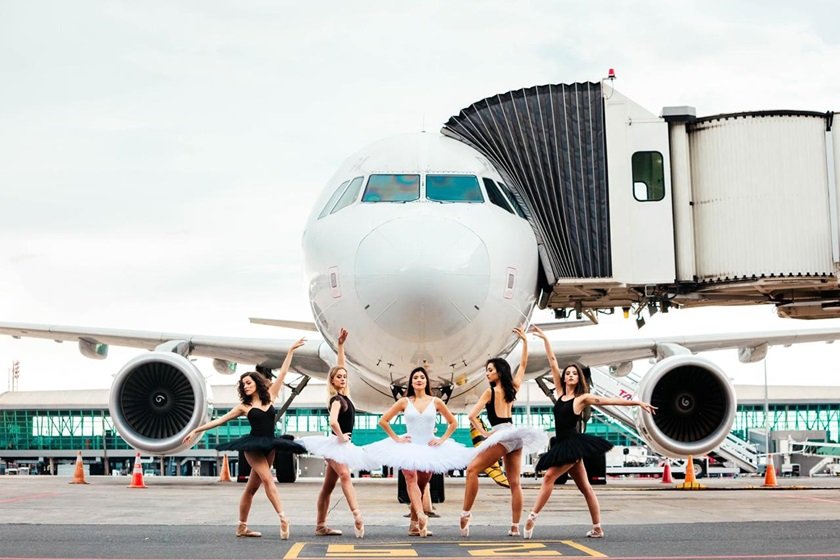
[182,338,307,540]
[299,328,370,538]
[365,366,475,537]
[460,327,549,537]
[524,326,656,539]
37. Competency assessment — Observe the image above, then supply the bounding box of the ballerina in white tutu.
[523,326,655,540]
[460,327,549,537]
[298,328,368,538]
[366,366,475,537]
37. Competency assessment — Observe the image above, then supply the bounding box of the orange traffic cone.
[676,455,704,490]
[218,454,232,482]
[128,453,147,488]
[661,460,673,484]
[69,451,88,485]
[762,454,778,488]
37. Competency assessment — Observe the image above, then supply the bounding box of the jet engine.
[109,352,212,454]
[634,355,736,458]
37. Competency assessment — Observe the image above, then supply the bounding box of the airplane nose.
[355,215,490,343]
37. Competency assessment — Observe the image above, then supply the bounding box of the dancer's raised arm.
[530,326,562,394]
[512,327,528,391]
[269,337,306,402]
[336,328,348,369]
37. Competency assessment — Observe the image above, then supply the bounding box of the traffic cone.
[676,455,704,490]
[762,454,778,488]
[218,454,232,482]
[661,460,673,484]
[128,453,147,488]
[69,451,88,485]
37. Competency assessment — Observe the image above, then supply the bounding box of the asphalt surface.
[1,475,839,559]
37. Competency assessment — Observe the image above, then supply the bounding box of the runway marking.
[0,492,59,504]
[282,540,605,558]
[785,494,840,504]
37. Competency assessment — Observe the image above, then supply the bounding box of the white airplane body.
[3,131,840,459]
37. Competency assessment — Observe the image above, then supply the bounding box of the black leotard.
[485,385,513,426]
[217,404,305,455]
[535,397,612,471]
[330,394,356,435]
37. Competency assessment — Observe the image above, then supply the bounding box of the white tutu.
[474,423,549,454]
[299,435,380,471]
[363,437,476,473]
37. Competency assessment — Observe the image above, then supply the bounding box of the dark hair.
[405,366,429,398]
[561,363,589,397]
[238,371,271,405]
[486,358,516,403]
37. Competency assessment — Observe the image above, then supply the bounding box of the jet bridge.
[443,81,840,320]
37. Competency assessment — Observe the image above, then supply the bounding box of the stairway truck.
[444,82,840,317]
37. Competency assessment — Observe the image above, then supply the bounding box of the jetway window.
[317,180,350,219]
[632,151,665,202]
[362,174,420,202]
[330,176,364,214]
[483,178,514,213]
[427,175,483,202]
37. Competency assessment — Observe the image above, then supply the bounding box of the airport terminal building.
[2,381,838,477]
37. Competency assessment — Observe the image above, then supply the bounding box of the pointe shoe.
[459,511,472,537]
[523,512,538,540]
[586,523,604,538]
[236,521,262,538]
[278,512,290,541]
[417,513,429,538]
[314,524,342,536]
[508,523,520,537]
[352,509,365,539]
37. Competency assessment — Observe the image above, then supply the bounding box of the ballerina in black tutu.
[299,328,370,538]
[523,326,655,540]
[182,337,307,541]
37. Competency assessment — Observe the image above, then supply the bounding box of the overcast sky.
[3,1,840,392]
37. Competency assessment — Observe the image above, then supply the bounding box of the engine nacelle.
[634,355,736,458]
[109,352,212,454]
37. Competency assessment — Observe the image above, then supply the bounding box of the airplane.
[4,89,840,462]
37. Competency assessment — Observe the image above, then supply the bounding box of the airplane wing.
[524,327,840,373]
[0,321,330,378]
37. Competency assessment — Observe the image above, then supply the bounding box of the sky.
[3,1,840,393]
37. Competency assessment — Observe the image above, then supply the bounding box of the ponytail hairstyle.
[486,358,516,403]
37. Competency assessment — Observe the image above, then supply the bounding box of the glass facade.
[3,402,837,453]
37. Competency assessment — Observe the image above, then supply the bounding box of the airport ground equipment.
[444,81,840,320]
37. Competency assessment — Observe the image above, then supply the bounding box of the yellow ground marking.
[561,539,608,557]
[284,542,306,559]
[326,543,418,557]
[458,541,560,556]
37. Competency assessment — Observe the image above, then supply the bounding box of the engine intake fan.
[634,355,736,458]
[109,352,212,454]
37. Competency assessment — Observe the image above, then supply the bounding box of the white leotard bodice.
[404,398,436,445]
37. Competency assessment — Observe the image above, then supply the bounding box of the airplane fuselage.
[303,133,539,408]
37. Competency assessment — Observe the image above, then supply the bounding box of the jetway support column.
[663,106,697,282]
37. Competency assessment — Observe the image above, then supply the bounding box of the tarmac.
[2,474,840,559]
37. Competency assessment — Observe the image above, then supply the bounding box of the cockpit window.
[427,175,483,202]
[362,174,420,202]
[482,178,514,213]
[498,182,528,219]
[318,180,350,219]
[330,176,364,214]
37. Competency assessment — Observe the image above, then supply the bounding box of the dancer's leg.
[502,449,523,525]
[569,461,601,525]
[462,444,506,512]
[315,462,339,529]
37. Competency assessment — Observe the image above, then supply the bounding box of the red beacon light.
[607,68,616,80]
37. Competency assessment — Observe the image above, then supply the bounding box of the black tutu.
[535,433,612,472]
[217,434,306,455]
